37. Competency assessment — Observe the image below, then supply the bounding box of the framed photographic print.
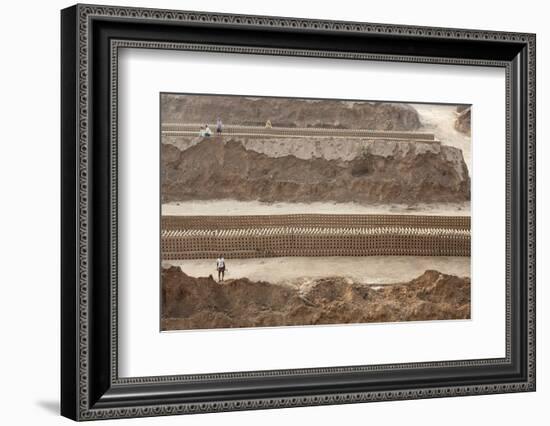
[61,4,536,421]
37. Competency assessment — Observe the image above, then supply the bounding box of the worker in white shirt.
[216,255,226,282]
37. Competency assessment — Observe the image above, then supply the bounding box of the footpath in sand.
[162,200,470,217]
[163,256,470,287]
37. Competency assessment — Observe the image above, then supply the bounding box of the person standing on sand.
[216,117,223,134]
[216,255,226,282]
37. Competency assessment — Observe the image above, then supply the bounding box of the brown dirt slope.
[161,138,470,204]
[161,267,470,330]
[161,95,421,130]
[454,106,471,136]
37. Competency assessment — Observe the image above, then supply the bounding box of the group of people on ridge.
[198,118,274,137]
[199,117,223,137]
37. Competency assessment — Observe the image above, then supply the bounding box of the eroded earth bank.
[162,266,470,330]
[161,137,470,204]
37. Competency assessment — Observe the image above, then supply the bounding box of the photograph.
[160,94,472,331]
[56,3,536,420]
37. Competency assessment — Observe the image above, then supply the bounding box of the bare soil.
[161,267,471,330]
[161,138,470,204]
[455,108,472,136]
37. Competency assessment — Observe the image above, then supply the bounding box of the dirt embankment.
[454,106,471,136]
[161,95,421,130]
[161,138,470,204]
[161,267,470,330]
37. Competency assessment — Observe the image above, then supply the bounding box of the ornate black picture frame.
[61,4,536,421]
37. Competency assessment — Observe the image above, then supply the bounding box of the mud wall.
[161,138,471,204]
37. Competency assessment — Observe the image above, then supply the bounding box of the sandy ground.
[163,256,470,287]
[413,103,471,171]
[162,200,470,216]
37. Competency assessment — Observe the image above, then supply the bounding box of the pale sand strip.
[162,200,470,217]
[163,256,470,286]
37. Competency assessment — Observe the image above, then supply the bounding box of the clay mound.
[454,106,471,136]
[161,267,471,330]
[161,95,421,130]
[161,267,303,329]
[161,138,470,204]
[408,269,471,305]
